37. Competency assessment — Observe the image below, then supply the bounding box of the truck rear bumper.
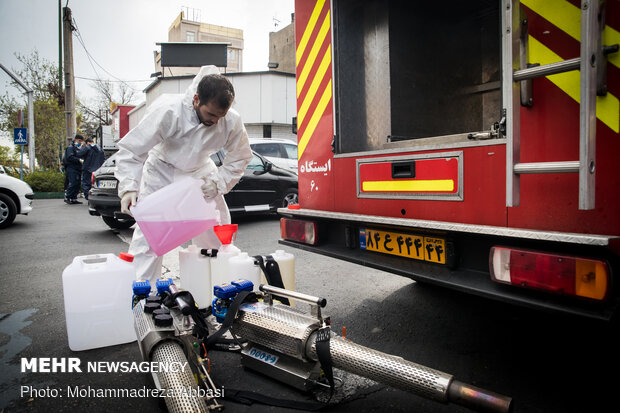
[278,208,619,321]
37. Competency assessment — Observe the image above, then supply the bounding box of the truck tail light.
[490,247,610,301]
[280,218,317,245]
[91,172,95,185]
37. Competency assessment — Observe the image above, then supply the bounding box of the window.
[334,0,500,153]
[227,48,237,61]
[186,31,195,42]
[283,144,298,159]
[247,154,265,171]
[252,143,281,158]
[263,124,272,138]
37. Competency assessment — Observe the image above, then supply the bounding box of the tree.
[0,51,67,169]
[77,78,137,137]
[0,145,21,166]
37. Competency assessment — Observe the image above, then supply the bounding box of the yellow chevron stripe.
[604,25,620,69]
[296,0,326,66]
[298,79,332,159]
[522,0,580,39]
[529,35,619,132]
[362,180,455,192]
[298,45,331,126]
[522,0,620,69]
[297,10,330,98]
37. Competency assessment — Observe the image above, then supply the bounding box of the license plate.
[360,229,446,264]
[98,180,117,189]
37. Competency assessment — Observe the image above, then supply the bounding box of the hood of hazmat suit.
[114,65,253,282]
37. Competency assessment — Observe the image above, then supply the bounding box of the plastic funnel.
[213,224,238,245]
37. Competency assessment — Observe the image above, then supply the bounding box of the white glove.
[120,191,137,216]
[201,178,219,199]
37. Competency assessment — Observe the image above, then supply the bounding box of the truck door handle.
[392,161,416,179]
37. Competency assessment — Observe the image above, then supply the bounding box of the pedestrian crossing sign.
[14,128,27,145]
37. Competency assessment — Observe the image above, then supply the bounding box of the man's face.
[75,139,83,147]
[193,94,229,127]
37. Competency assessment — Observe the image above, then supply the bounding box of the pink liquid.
[137,219,218,256]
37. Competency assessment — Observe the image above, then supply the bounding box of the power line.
[71,18,143,92]
[75,76,152,83]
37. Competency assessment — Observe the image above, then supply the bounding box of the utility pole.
[63,6,76,146]
[58,0,63,95]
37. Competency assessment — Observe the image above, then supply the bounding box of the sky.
[0,0,294,106]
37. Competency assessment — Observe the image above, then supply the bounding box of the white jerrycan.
[179,245,214,309]
[228,252,261,289]
[62,253,136,351]
[260,250,296,291]
[271,249,295,292]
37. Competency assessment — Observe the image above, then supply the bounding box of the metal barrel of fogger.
[133,300,209,413]
[254,285,512,413]
[151,342,209,413]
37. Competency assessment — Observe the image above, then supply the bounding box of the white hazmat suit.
[115,66,253,283]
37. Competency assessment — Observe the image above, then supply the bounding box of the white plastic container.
[210,244,241,288]
[130,177,219,256]
[228,252,261,288]
[62,253,136,351]
[270,249,295,291]
[179,245,213,309]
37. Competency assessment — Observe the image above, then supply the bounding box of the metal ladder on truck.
[501,0,617,210]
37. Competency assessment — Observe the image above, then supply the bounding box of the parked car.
[249,138,298,174]
[88,151,298,229]
[0,174,34,228]
[87,154,133,229]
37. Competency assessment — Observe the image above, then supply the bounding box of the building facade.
[135,71,297,142]
[269,13,295,74]
[154,12,244,76]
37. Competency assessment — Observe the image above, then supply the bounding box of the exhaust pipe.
[306,334,512,413]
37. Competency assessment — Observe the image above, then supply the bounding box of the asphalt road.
[1,199,618,413]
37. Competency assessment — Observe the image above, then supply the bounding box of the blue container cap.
[133,279,151,296]
[156,278,174,294]
[213,283,238,300]
[231,279,254,292]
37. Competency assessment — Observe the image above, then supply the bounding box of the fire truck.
[279,0,620,320]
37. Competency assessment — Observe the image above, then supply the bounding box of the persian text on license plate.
[360,228,446,264]
[98,180,117,189]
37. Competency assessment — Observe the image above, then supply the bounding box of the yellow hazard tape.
[522,0,620,69]
[298,45,331,126]
[529,35,619,132]
[298,79,332,159]
[297,10,331,98]
[296,0,327,66]
[362,180,455,192]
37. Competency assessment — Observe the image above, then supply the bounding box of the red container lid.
[119,252,134,262]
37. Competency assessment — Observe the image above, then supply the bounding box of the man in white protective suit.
[115,65,253,283]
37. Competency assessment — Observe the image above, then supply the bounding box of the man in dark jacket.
[63,135,84,204]
[76,136,105,200]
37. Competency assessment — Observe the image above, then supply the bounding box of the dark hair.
[196,74,235,109]
[85,137,94,143]
[74,134,84,141]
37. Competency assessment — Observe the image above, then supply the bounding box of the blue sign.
[14,128,27,145]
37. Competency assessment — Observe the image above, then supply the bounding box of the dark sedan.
[88,151,298,229]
